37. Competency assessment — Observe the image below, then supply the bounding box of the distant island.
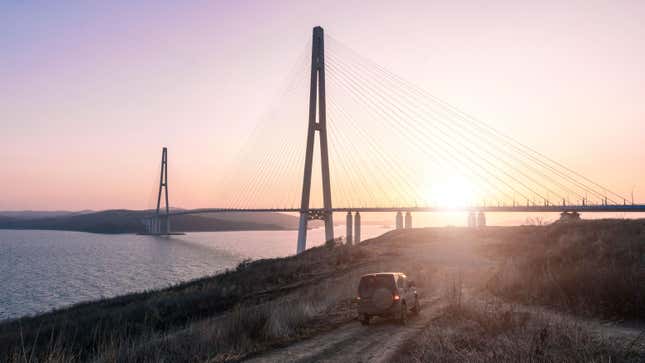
[0,210,321,234]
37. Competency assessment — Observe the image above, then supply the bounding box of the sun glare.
[425,176,476,208]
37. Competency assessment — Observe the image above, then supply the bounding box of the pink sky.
[2,0,644,211]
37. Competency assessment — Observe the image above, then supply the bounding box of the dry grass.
[486,220,645,320]
[90,299,323,363]
[396,276,645,363]
[1,242,374,362]
[3,235,437,362]
[5,220,642,362]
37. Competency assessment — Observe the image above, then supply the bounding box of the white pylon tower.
[297,26,334,254]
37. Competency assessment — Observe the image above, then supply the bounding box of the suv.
[357,272,420,325]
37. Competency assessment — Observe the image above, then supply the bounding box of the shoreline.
[0,227,387,323]
[2,221,642,362]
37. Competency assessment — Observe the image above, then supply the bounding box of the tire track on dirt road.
[245,297,442,363]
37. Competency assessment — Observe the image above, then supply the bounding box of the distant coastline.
[0,210,321,234]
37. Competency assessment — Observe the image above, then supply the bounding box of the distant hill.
[0,210,316,234]
[0,210,93,219]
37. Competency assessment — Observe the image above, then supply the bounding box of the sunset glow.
[2,1,645,211]
[424,176,476,208]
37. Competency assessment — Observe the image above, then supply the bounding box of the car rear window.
[358,275,395,297]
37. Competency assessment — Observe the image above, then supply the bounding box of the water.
[0,225,390,321]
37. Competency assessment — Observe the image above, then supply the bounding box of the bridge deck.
[150,204,645,218]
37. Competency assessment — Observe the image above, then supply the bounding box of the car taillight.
[393,294,400,301]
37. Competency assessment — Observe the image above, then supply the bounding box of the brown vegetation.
[1,243,373,362]
[396,294,644,363]
[486,220,645,320]
[2,220,643,362]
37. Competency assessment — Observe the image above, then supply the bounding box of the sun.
[424,176,476,208]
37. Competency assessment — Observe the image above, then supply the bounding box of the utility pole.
[297,26,334,254]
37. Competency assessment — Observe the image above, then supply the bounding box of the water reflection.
[0,225,390,320]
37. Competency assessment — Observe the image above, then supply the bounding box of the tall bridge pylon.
[297,26,334,253]
[156,146,170,234]
[142,147,178,235]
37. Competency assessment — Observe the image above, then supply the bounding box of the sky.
[2,0,645,212]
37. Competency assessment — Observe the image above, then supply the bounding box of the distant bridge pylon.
[142,147,183,236]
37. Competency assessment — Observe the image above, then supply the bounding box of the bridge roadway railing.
[152,204,645,218]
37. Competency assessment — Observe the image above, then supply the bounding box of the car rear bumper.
[358,300,401,316]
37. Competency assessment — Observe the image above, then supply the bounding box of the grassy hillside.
[486,219,645,320]
[0,241,374,362]
[1,220,643,362]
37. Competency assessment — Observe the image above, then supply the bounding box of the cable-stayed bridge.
[141,26,645,253]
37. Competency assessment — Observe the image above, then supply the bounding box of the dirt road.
[246,297,442,363]
[247,231,486,363]
[246,229,644,362]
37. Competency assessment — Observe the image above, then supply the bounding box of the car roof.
[360,272,404,278]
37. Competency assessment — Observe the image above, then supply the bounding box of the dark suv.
[357,272,420,325]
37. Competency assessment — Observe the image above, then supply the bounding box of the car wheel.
[360,314,370,326]
[399,302,408,325]
[411,297,420,315]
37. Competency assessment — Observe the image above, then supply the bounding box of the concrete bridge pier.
[477,211,486,227]
[164,215,171,234]
[467,212,476,227]
[395,211,403,229]
[346,212,353,245]
[141,216,170,235]
[354,212,361,244]
[297,213,308,253]
[405,211,412,229]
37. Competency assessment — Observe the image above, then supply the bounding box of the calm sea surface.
[0,225,390,321]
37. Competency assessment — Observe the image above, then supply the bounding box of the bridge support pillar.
[354,212,361,244]
[346,212,353,245]
[297,26,334,253]
[467,212,476,227]
[297,213,308,253]
[477,212,486,228]
[405,211,412,229]
[395,211,403,229]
